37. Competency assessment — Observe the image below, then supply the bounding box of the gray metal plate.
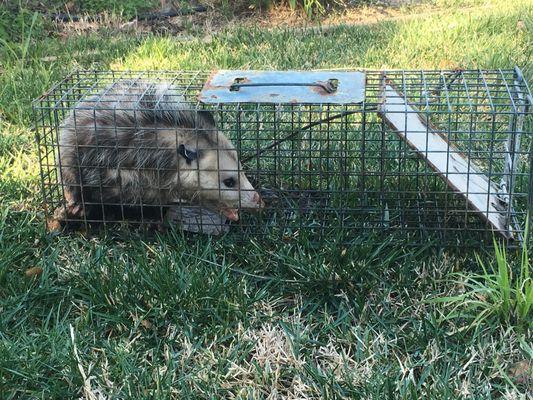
[199,70,366,104]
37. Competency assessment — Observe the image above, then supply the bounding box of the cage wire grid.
[33,68,533,246]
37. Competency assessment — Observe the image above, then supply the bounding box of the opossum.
[57,79,264,226]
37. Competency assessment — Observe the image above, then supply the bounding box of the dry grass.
[50,1,444,38]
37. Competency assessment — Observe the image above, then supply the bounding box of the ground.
[0,0,532,398]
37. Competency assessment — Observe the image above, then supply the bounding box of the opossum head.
[175,113,264,221]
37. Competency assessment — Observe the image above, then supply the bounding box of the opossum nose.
[252,192,265,207]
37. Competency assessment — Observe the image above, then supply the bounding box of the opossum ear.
[198,111,216,127]
[178,144,199,164]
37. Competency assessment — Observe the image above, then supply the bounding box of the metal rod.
[229,79,339,94]
[241,109,364,163]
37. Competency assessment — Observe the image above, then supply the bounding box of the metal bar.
[33,101,50,223]
[529,140,533,218]
[229,80,338,94]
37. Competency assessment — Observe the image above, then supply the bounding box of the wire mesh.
[33,68,533,246]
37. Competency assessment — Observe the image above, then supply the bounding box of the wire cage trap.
[33,68,533,246]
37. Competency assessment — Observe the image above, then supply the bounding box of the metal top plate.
[199,70,366,104]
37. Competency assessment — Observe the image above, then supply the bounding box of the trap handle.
[229,78,339,94]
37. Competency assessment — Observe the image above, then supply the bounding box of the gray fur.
[58,79,224,214]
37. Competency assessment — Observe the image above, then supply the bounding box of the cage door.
[378,79,514,239]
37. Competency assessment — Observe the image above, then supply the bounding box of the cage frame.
[33,67,533,247]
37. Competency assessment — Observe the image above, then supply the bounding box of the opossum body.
[57,79,263,227]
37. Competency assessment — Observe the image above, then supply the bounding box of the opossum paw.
[66,203,85,218]
[52,205,68,221]
[47,206,67,232]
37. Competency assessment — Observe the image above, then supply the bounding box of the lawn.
[0,0,532,398]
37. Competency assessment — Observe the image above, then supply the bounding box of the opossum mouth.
[219,207,239,221]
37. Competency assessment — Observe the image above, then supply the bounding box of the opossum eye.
[223,177,236,188]
[178,144,199,164]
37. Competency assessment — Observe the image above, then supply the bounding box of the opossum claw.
[220,207,239,221]
[67,203,85,218]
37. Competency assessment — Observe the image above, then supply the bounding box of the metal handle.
[229,78,339,94]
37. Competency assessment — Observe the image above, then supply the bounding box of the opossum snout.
[234,189,264,211]
[252,192,265,208]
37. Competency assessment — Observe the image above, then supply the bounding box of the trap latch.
[199,70,365,104]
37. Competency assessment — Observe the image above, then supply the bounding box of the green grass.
[1,0,532,398]
[432,219,532,334]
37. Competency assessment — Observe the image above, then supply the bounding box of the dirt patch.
[50,1,429,39]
